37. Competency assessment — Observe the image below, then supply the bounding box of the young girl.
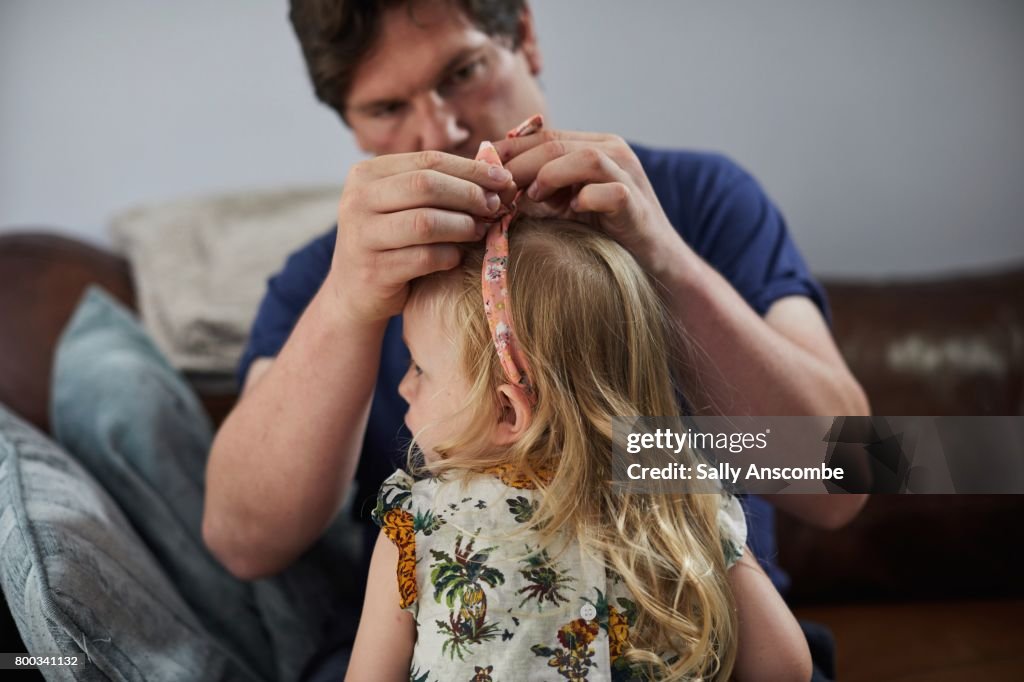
[344,213,812,681]
[346,111,809,679]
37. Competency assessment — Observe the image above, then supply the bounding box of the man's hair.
[289,0,526,123]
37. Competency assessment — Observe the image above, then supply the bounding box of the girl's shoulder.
[370,468,417,529]
[372,467,544,531]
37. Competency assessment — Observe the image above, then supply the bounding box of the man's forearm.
[660,243,869,418]
[203,274,386,579]
[659,245,870,529]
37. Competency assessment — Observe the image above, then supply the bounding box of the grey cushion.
[0,404,247,680]
[0,286,263,680]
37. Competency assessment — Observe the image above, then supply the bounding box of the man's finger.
[365,208,484,251]
[572,182,633,218]
[497,140,622,192]
[526,148,632,203]
[354,150,515,192]
[376,243,465,284]
[491,128,612,164]
[365,169,503,217]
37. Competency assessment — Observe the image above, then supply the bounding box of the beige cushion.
[109,186,340,375]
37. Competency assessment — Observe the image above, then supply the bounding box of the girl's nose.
[397,371,413,402]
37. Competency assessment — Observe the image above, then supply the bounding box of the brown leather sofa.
[2,231,1023,680]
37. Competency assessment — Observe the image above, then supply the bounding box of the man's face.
[344,1,546,157]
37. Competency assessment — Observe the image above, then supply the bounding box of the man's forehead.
[346,3,491,107]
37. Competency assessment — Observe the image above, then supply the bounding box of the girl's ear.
[493,384,533,445]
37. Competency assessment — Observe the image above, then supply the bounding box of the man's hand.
[330,150,517,323]
[492,129,685,280]
[206,155,515,579]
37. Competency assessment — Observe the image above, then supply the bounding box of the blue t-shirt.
[238,145,830,594]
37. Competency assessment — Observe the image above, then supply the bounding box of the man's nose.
[414,91,470,152]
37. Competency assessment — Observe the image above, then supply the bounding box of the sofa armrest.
[0,231,245,434]
[0,232,135,433]
[824,266,1024,416]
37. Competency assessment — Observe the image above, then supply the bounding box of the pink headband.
[476,114,544,405]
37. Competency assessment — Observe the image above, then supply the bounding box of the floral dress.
[371,467,747,682]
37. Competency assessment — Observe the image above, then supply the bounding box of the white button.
[579,604,597,620]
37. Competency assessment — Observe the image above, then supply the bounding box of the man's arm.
[493,130,868,419]
[494,130,870,529]
[203,280,384,579]
[667,282,871,528]
[240,357,273,395]
[202,151,515,579]
[664,262,868,418]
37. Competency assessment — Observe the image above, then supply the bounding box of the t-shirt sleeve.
[698,168,832,325]
[719,493,748,569]
[371,469,419,611]
[635,145,831,327]
[235,228,336,389]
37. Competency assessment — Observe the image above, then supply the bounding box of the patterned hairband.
[476,113,544,405]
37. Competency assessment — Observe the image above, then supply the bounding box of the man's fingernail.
[527,182,540,200]
[485,192,501,212]
[488,166,511,182]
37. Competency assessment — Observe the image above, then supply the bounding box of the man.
[203,0,869,678]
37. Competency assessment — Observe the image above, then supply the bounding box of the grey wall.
[2,0,1022,276]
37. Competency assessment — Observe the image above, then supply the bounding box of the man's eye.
[452,59,483,83]
[371,102,406,119]
[409,359,423,377]
[439,58,486,94]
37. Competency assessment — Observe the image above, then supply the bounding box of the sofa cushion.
[109,186,340,376]
[45,286,359,682]
[0,403,257,680]
[0,285,267,680]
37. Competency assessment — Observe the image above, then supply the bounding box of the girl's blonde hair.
[407,217,737,680]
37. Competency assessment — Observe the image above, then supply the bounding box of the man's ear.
[493,384,534,445]
[517,3,543,76]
